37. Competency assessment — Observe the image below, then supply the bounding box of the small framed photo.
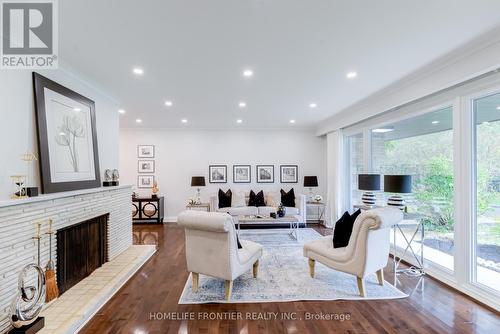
[209,165,227,183]
[138,175,155,188]
[257,165,274,183]
[138,160,155,173]
[280,165,298,183]
[138,145,155,158]
[233,165,251,183]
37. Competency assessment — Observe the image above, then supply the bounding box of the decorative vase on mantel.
[277,203,285,218]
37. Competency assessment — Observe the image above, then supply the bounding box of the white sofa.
[210,191,307,225]
[178,210,263,300]
[303,207,403,297]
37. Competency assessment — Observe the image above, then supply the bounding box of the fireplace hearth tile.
[38,245,156,334]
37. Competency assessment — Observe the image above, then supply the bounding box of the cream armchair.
[177,210,263,300]
[303,207,403,297]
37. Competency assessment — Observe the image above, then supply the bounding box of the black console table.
[132,196,164,224]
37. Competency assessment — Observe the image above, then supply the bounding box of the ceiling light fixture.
[372,127,394,133]
[133,67,144,75]
[135,119,142,123]
[238,102,246,108]
[432,121,439,124]
[346,71,357,79]
[181,119,188,123]
[496,106,500,110]
[309,103,317,109]
[243,69,253,77]
[236,119,243,124]
[73,107,81,112]
[289,119,296,124]
[165,100,173,107]
[118,109,126,114]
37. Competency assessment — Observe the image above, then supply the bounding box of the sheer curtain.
[326,130,346,227]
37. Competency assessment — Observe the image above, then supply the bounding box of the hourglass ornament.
[21,152,39,197]
[11,175,27,199]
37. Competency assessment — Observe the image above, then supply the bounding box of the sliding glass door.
[370,107,454,271]
[473,92,500,292]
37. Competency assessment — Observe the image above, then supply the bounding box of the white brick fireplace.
[0,185,134,333]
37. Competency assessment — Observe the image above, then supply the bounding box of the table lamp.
[191,176,206,204]
[358,174,381,206]
[303,176,318,200]
[384,175,412,210]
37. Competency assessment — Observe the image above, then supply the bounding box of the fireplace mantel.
[0,185,133,209]
[0,185,133,333]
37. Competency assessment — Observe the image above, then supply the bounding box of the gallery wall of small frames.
[208,165,298,184]
[137,145,155,188]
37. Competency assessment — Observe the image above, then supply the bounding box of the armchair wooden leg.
[224,280,233,300]
[192,273,199,293]
[253,260,259,278]
[376,269,384,286]
[308,259,315,278]
[357,276,366,297]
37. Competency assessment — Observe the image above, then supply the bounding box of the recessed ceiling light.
[73,107,81,112]
[346,71,357,79]
[309,103,317,109]
[133,67,144,75]
[432,121,439,124]
[181,119,188,123]
[496,106,500,110]
[236,119,243,124]
[118,109,126,114]
[238,102,247,108]
[135,119,142,123]
[372,127,394,133]
[58,132,66,136]
[165,101,173,107]
[289,119,296,124]
[243,69,253,77]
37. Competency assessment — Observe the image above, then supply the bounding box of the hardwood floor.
[81,224,499,334]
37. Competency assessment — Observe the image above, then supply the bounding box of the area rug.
[178,228,407,304]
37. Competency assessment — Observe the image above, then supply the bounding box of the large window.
[347,133,364,208]
[370,107,454,271]
[473,92,500,292]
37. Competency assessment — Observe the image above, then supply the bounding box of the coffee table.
[233,215,300,240]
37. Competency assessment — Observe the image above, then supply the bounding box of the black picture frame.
[138,160,155,173]
[256,165,274,183]
[137,145,155,158]
[209,165,227,183]
[33,72,101,194]
[137,175,155,188]
[280,165,298,183]
[233,165,251,183]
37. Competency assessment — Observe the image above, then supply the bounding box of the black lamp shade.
[191,176,206,187]
[303,176,318,187]
[384,175,412,193]
[358,174,381,191]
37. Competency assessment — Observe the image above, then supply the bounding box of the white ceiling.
[59,0,500,129]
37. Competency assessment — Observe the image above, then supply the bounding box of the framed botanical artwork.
[233,165,251,183]
[280,165,298,183]
[209,165,227,183]
[138,175,155,188]
[257,165,274,183]
[138,160,155,173]
[33,73,101,194]
[137,145,155,158]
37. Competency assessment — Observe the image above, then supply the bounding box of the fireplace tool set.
[9,219,59,334]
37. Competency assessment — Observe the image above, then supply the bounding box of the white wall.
[0,68,120,200]
[120,129,326,221]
